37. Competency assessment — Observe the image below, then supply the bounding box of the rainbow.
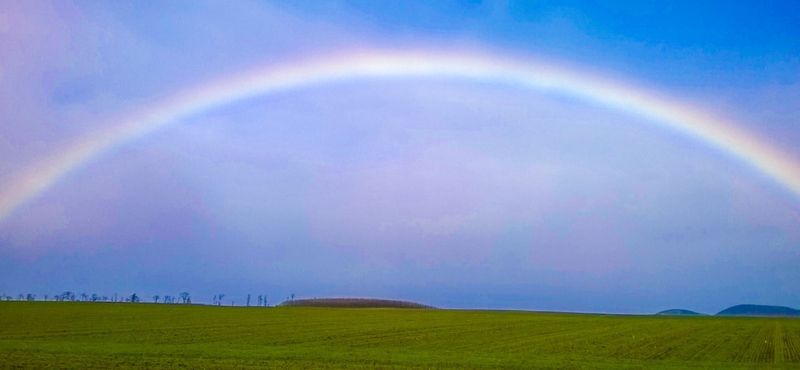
[1,50,799,223]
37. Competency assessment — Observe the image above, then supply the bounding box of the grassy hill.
[278,297,434,308]
[3,301,800,369]
[717,304,800,317]
[655,309,704,316]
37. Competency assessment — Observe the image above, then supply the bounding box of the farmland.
[2,302,800,369]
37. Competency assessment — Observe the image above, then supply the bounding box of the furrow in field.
[469,316,676,359]
[781,325,800,363]
[226,310,450,346]
[440,317,593,353]
[681,321,745,362]
[260,311,501,350]
[638,319,755,362]
[626,320,713,360]
[719,322,755,362]
[727,320,774,363]
[509,320,642,357]
[467,321,589,354]
[346,313,578,353]
[774,321,784,364]
[453,315,621,356]
[589,319,700,360]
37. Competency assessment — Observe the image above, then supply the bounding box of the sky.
[1,0,799,314]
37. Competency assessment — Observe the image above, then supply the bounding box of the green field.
[2,302,800,369]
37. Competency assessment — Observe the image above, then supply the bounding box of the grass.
[2,302,800,369]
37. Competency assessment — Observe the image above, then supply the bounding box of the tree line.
[0,292,272,306]
[0,292,192,304]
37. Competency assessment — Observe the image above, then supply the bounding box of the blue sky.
[1,0,799,313]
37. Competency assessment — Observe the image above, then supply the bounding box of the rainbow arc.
[2,50,799,223]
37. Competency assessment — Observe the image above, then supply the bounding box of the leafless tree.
[179,292,191,304]
[153,295,160,303]
[247,294,250,307]
[218,294,225,306]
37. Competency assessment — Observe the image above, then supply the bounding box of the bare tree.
[218,294,225,306]
[179,292,190,304]
[153,295,160,303]
[129,293,139,303]
[247,294,251,307]
[258,295,262,306]
[26,294,35,301]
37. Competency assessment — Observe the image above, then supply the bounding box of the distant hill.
[716,304,800,317]
[279,298,435,309]
[656,309,704,316]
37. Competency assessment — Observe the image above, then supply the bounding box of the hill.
[716,304,800,317]
[656,309,704,316]
[279,298,435,309]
